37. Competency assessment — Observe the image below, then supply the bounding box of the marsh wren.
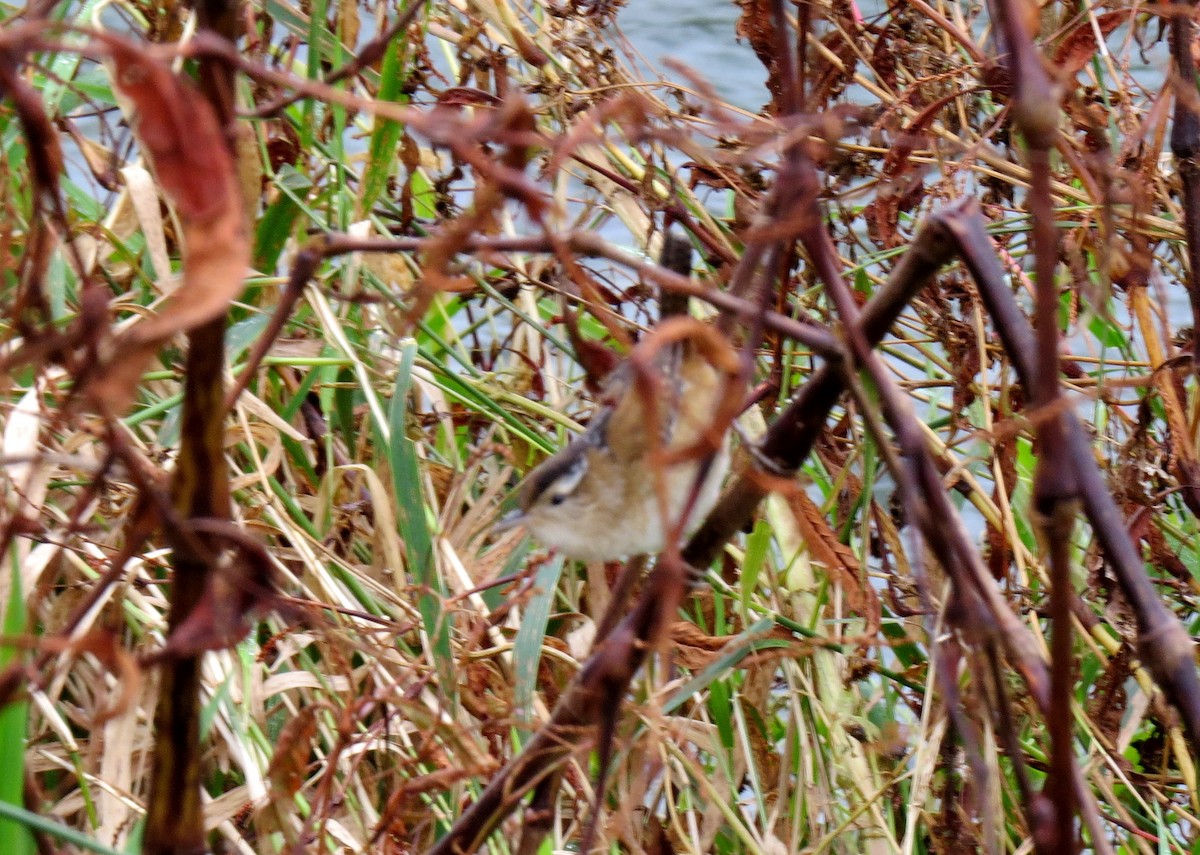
[497,233,733,561]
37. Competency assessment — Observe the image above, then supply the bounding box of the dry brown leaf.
[267,706,319,798]
[86,35,249,412]
[670,620,729,671]
[740,656,781,792]
[785,489,881,634]
[234,121,264,226]
[151,520,279,658]
[1052,11,1129,77]
[70,631,143,725]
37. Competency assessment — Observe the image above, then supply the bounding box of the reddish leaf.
[152,520,278,657]
[86,35,249,412]
[1053,11,1129,77]
[786,489,881,635]
[267,707,319,798]
[562,307,621,393]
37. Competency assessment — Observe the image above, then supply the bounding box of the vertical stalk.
[141,2,239,851]
[142,328,230,855]
[1169,0,1200,377]
[992,1,1077,849]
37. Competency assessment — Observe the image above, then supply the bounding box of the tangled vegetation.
[0,0,1199,853]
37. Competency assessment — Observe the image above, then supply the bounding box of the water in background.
[614,0,765,113]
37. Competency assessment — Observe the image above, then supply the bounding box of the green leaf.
[360,35,409,214]
[226,314,270,363]
[389,341,454,693]
[255,190,304,271]
[0,550,34,855]
[740,519,771,618]
[334,365,358,452]
[709,678,734,750]
[512,555,564,725]
[1087,313,1127,349]
[0,800,120,855]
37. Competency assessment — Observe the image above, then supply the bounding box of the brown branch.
[1169,0,1200,379]
[141,9,240,852]
[948,209,1200,757]
[221,229,843,427]
[991,0,1077,848]
[222,230,842,412]
[684,199,967,566]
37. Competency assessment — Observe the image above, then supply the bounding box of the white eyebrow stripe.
[552,455,588,496]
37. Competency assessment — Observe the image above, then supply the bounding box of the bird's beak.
[493,508,526,534]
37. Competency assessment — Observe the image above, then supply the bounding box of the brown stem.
[142,8,239,853]
[292,231,840,358]
[949,209,1200,754]
[1169,0,1200,378]
[684,199,967,567]
[992,0,1076,847]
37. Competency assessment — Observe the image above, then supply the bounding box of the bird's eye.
[550,494,566,507]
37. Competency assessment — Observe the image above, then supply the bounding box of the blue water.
[615,0,765,112]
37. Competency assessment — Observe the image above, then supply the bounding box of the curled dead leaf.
[1053,11,1129,77]
[149,519,279,658]
[785,489,881,635]
[267,706,319,798]
[85,35,250,413]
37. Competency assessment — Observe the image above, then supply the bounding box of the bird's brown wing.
[592,345,683,464]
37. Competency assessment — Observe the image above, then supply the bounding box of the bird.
[496,232,732,562]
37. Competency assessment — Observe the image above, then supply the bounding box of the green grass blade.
[512,555,564,725]
[0,549,33,855]
[0,801,122,855]
[389,340,454,694]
